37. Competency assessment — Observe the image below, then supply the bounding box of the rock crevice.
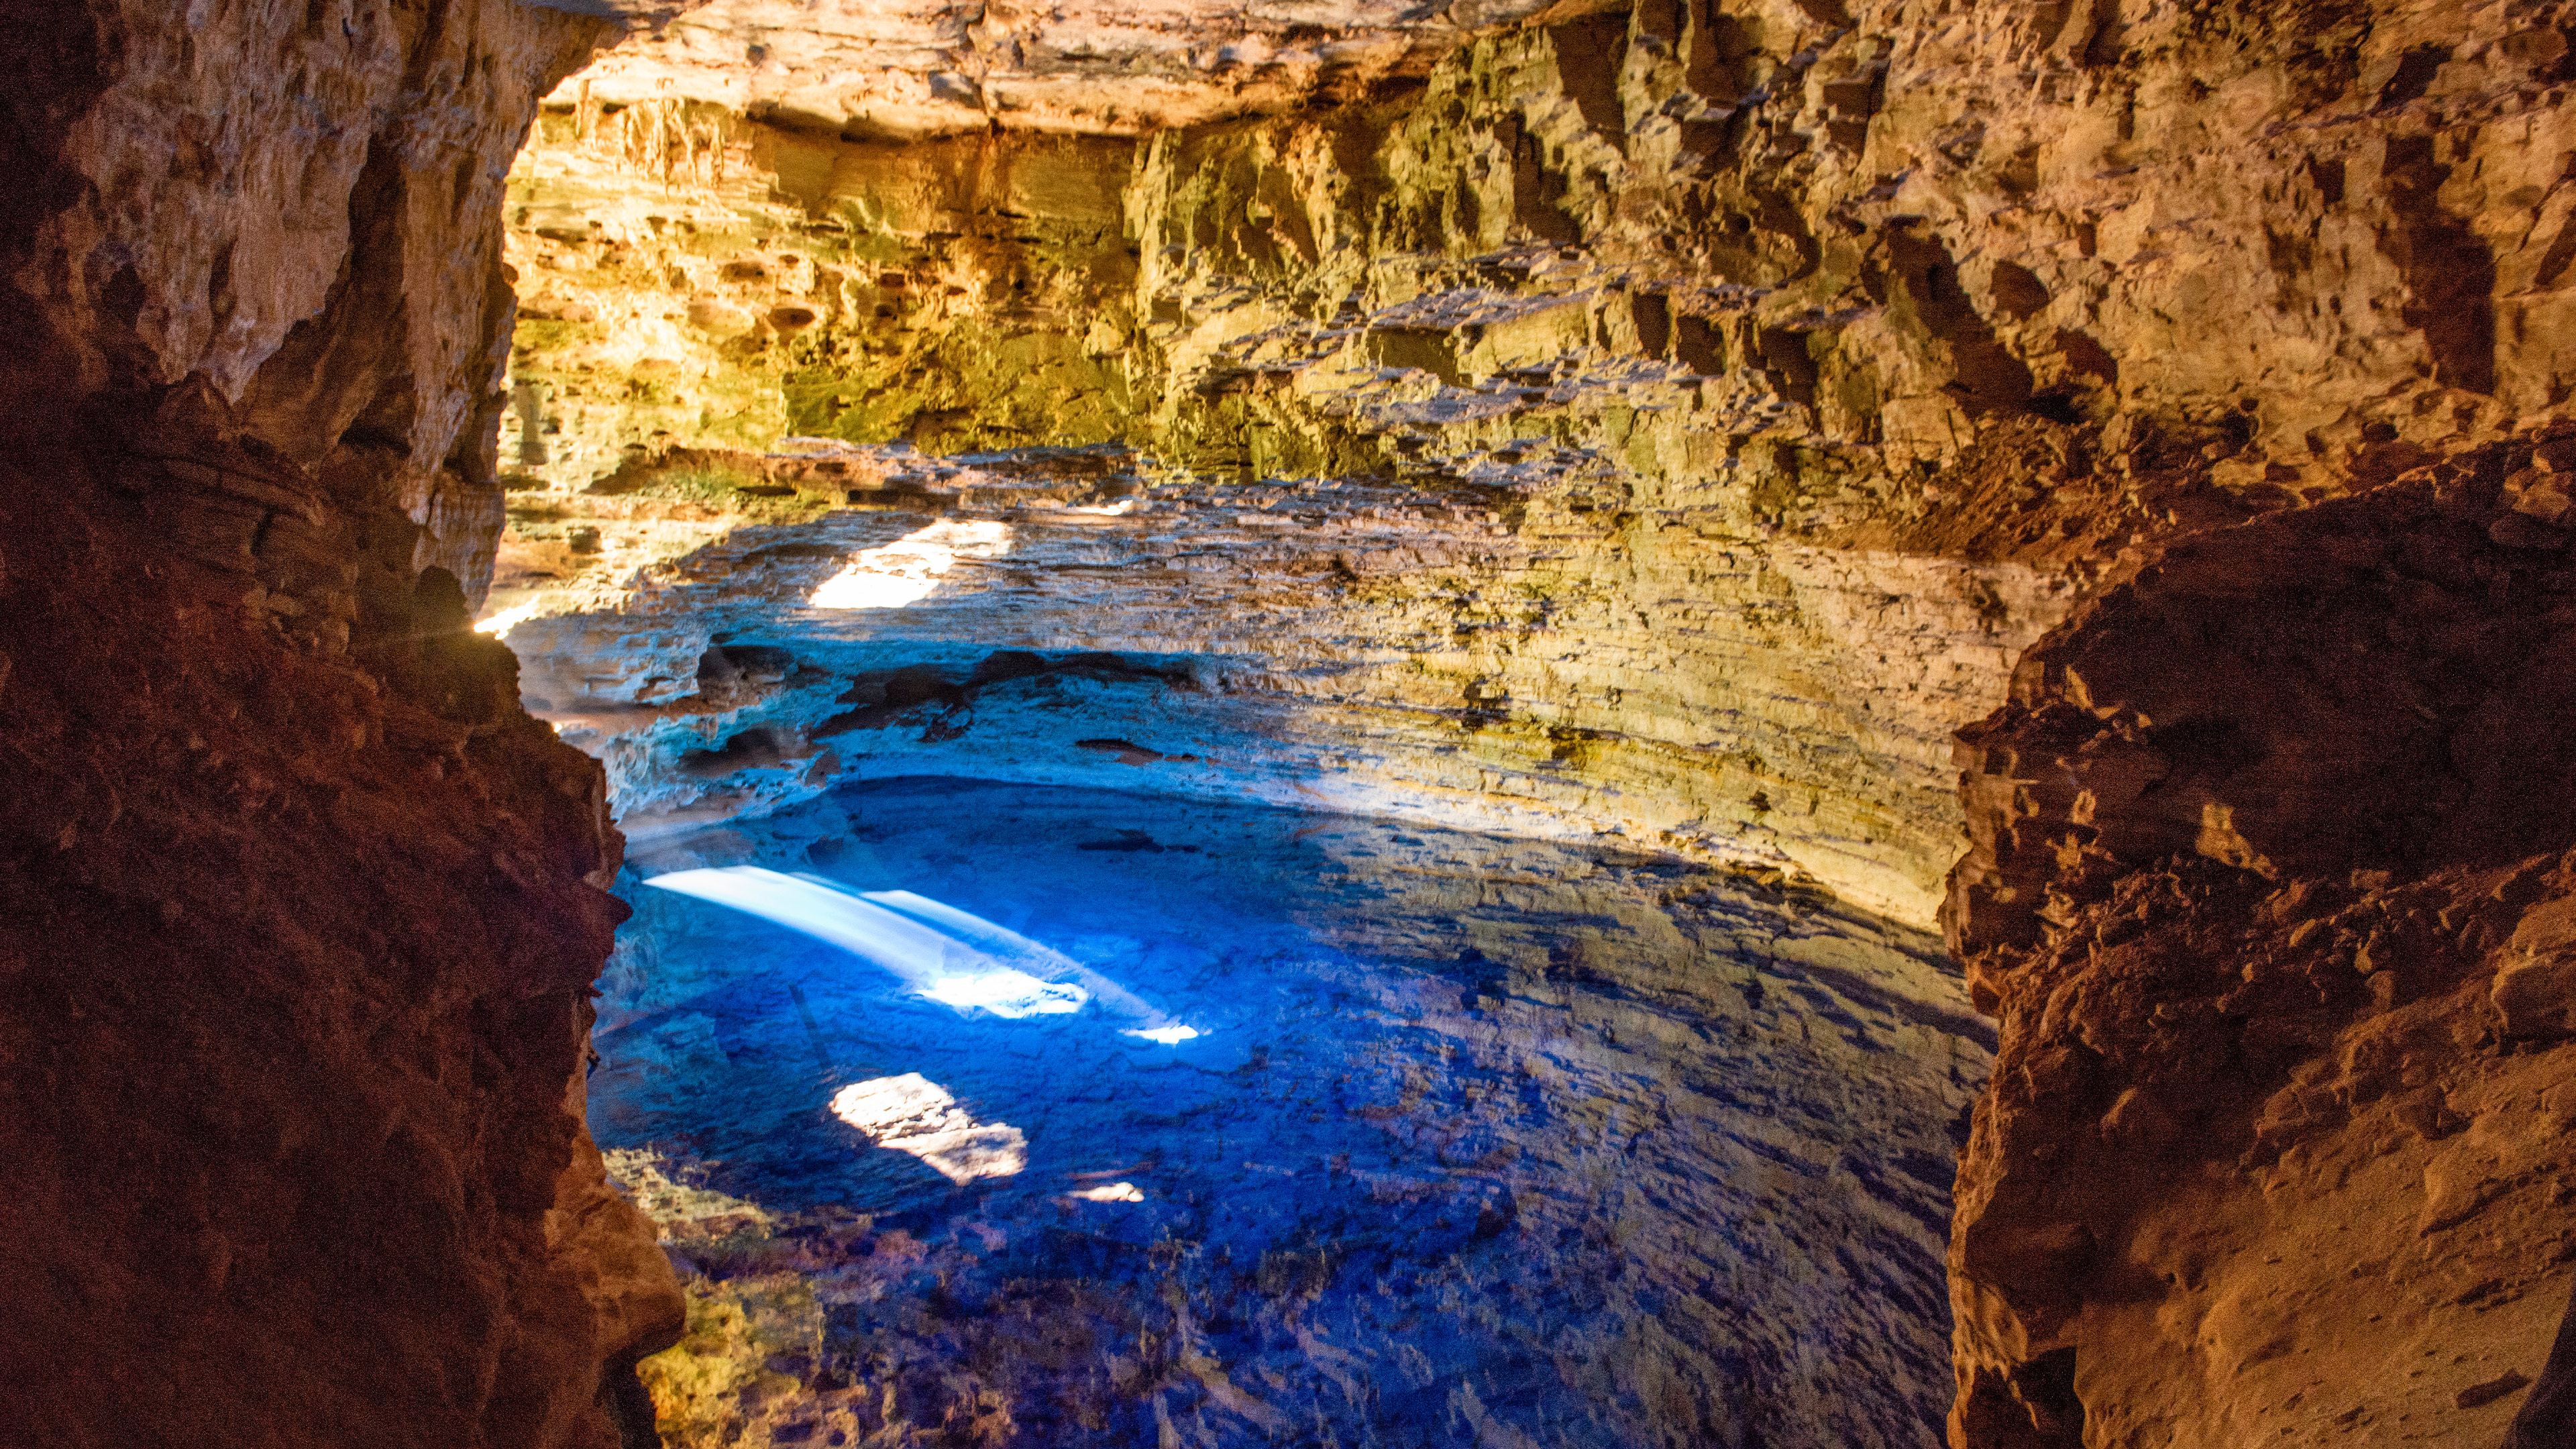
[1943,437,2576,1445]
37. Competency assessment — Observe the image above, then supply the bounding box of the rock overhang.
[545,0,1593,138]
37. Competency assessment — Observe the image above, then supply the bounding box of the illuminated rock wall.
[496,0,2576,932]
[505,447,2065,927]
[558,0,1574,138]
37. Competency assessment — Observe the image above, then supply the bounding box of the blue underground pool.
[590,777,1991,1448]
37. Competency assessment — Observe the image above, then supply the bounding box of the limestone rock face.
[0,2,680,1444]
[1942,438,2576,1446]
[19,0,620,600]
[559,0,1568,138]
[506,445,2062,925]
[498,0,2575,936]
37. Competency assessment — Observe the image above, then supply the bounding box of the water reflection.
[596,779,1990,1448]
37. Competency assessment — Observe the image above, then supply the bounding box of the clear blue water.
[592,777,1989,1448]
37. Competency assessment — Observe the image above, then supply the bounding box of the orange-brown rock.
[0,2,681,1444]
[1943,435,2576,1445]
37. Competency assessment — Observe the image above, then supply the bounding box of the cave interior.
[3,1,2575,1446]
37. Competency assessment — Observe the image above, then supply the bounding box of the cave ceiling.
[551,0,1577,136]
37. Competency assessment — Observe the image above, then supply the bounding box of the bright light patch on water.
[1124,1024,1202,1044]
[865,889,1171,1027]
[810,519,1012,610]
[829,1073,1026,1184]
[645,868,960,979]
[918,969,1088,1018]
[474,600,541,638]
[643,867,1116,1020]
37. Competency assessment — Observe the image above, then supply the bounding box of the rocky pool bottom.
[592,778,1994,1448]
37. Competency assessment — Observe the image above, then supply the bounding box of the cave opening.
[488,64,2001,1444]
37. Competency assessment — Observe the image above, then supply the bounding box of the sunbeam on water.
[643,867,1008,996]
[642,866,1200,1030]
[826,1073,1027,1183]
[914,968,1085,1016]
[597,779,1994,1448]
[808,519,1011,610]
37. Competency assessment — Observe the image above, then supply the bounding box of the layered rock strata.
[496,0,2575,932]
[0,3,688,1443]
[506,443,2068,923]
[559,0,1576,138]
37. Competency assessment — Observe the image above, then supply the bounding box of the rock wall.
[501,443,2068,927]
[0,2,686,1444]
[559,0,1575,138]
[1943,440,2576,1446]
[495,0,2576,935]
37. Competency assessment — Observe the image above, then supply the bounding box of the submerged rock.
[596,778,1992,1448]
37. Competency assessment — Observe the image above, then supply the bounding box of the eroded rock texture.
[561,0,1576,138]
[1944,441,2576,1445]
[496,0,2576,932]
[504,443,2059,930]
[0,2,682,1443]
